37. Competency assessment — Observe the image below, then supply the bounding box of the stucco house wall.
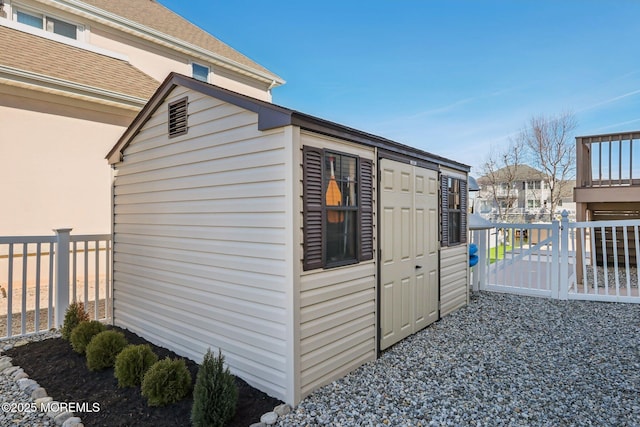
[0,0,282,235]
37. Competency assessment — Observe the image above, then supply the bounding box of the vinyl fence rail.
[470,211,640,303]
[0,229,111,338]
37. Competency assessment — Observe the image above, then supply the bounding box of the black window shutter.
[460,179,468,244]
[441,175,449,247]
[303,146,324,270]
[359,158,374,261]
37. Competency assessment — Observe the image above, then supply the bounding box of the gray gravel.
[278,292,640,427]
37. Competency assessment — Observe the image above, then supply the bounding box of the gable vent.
[168,97,188,138]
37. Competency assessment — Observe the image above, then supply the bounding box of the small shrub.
[141,357,192,406]
[70,320,105,354]
[191,349,238,427]
[61,302,90,340]
[86,330,128,371]
[114,344,158,387]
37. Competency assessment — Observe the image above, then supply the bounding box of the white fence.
[0,229,111,338]
[470,211,640,303]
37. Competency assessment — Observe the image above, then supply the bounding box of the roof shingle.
[1,25,160,100]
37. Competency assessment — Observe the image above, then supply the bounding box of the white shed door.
[380,158,439,350]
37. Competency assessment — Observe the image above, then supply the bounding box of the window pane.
[46,17,77,39]
[325,153,358,208]
[17,11,43,29]
[325,210,357,264]
[448,211,461,244]
[192,63,209,82]
[448,178,460,210]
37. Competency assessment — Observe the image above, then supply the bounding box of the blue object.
[469,243,478,255]
[469,254,479,267]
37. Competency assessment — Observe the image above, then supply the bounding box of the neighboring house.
[107,73,470,405]
[0,0,283,235]
[476,165,574,221]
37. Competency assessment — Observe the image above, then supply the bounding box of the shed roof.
[0,25,159,101]
[107,72,470,174]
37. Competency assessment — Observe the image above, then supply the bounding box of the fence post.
[559,210,569,300]
[551,219,560,299]
[477,229,488,291]
[54,228,72,329]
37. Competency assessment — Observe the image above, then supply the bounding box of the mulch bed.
[5,326,282,426]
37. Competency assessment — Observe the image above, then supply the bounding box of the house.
[107,73,470,405]
[476,165,574,221]
[0,0,283,235]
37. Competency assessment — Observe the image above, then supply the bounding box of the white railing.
[0,229,111,338]
[470,212,640,303]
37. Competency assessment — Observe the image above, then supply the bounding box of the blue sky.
[159,0,640,175]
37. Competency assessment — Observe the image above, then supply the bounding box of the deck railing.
[470,212,640,303]
[0,229,111,338]
[576,131,640,188]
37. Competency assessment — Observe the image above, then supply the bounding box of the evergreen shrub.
[70,320,105,354]
[191,348,238,427]
[85,330,128,371]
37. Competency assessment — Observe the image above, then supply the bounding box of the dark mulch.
[5,326,282,426]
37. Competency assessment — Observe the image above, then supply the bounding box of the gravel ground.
[278,292,640,427]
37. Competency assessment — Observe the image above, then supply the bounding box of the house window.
[528,200,541,209]
[302,146,373,270]
[441,176,467,246]
[16,10,43,28]
[527,181,541,190]
[192,63,209,82]
[15,9,80,39]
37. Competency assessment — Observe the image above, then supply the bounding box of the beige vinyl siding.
[297,132,376,398]
[112,86,290,400]
[440,245,469,317]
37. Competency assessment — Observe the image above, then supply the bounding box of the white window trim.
[11,3,85,41]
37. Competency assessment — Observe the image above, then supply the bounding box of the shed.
[107,73,470,405]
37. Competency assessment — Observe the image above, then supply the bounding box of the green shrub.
[70,320,106,354]
[191,349,238,427]
[114,344,158,387]
[141,358,192,406]
[61,302,90,340]
[85,330,128,371]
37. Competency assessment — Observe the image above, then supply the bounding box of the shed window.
[441,176,467,246]
[303,146,373,270]
[168,97,188,138]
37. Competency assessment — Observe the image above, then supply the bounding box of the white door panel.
[380,158,439,350]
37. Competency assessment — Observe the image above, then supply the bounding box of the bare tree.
[517,112,577,220]
[478,139,526,222]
